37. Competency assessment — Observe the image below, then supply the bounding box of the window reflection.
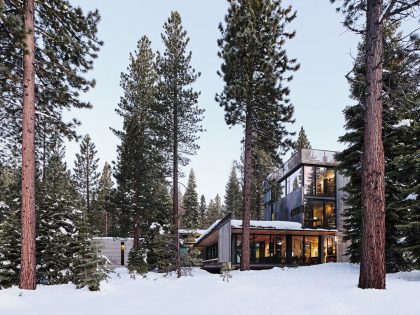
[291,236,303,264]
[325,201,336,228]
[304,166,315,195]
[304,200,324,228]
[304,236,320,264]
[286,167,302,195]
[323,236,337,263]
[304,166,335,196]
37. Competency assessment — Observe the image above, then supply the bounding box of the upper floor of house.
[263,149,348,230]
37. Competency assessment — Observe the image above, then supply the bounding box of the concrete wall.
[264,187,304,221]
[94,237,134,267]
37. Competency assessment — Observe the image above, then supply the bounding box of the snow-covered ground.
[1,263,420,315]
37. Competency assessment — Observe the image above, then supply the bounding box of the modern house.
[196,148,350,270]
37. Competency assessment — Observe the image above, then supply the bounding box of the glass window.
[290,206,304,222]
[304,166,315,195]
[286,167,302,195]
[274,236,287,264]
[304,200,324,228]
[304,236,320,264]
[291,236,304,264]
[304,166,335,196]
[325,201,336,228]
[323,236,337,263]
[315,167,335,196]
[278,180,286,198]
[206,243,218,260]
[304,200,336,229]
[233,234,242,264]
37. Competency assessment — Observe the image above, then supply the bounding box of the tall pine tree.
[199,195,207,228]
[182,169,199,229]
[0,0,102,290]
[206,194,224,225]
[37,148,81,285]
[332,0,420,289]
[217,0,298,270]
[294,126,311,152]
[95,162,114,236]
[73,134,100,229]
[113,36,168,273]
[156,11,204,278]
[337,25,419,272]
[224,164,242,219]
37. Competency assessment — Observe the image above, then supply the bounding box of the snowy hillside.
[1,263,420,315]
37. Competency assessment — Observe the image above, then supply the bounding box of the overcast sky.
[64,0,360,202]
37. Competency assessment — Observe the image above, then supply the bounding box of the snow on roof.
[195,220,221,243]
[178,229,207,235]
[196,218,337,244]
[231,219,302,230]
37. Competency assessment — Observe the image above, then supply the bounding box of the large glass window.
[315,167,335,196]
[304,166,335,196]
[325,201,336,228]
[304,236,320,264]
[233,234,287,265]
[304,200,324,228]
[206,243,218,260]
[304,200,336,229]
[304,166,315,195]
[291,236,304,264]
[286,167,302,195]
[273,236,287,264]
[323,236,337,263]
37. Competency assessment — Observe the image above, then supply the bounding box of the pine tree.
[127,241,148,276]
[73,134,100,229]
[156,11,204,278]
[199,195,207,228]
[182,169,199,229]
[294,126,311,152]
[0,0,102,152]
[96,162,114,236]
[37,147,108,289]
[0,208,21,289]
[113,36,169,274]
[147,224,177,274]
[37,149,80,285]
[217,0,298,270]
[0,160,21,288]
[224,165,242,219]
[337,26,419,272]
[394,116,420,270]
[71,223,109,291]
[332,0,420,289]
[0,0,102,290]
[206,195,224,225]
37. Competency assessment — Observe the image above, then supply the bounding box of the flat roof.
[267,148,338,183]
[196,215,337,246]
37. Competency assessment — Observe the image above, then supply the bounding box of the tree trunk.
[173,103,181,278]
[86,147,90,223]
[359,0,386,290]
[104,210,108,237]
[241,107,253,271]
[20,0,36,290]
[133,214,139,249]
